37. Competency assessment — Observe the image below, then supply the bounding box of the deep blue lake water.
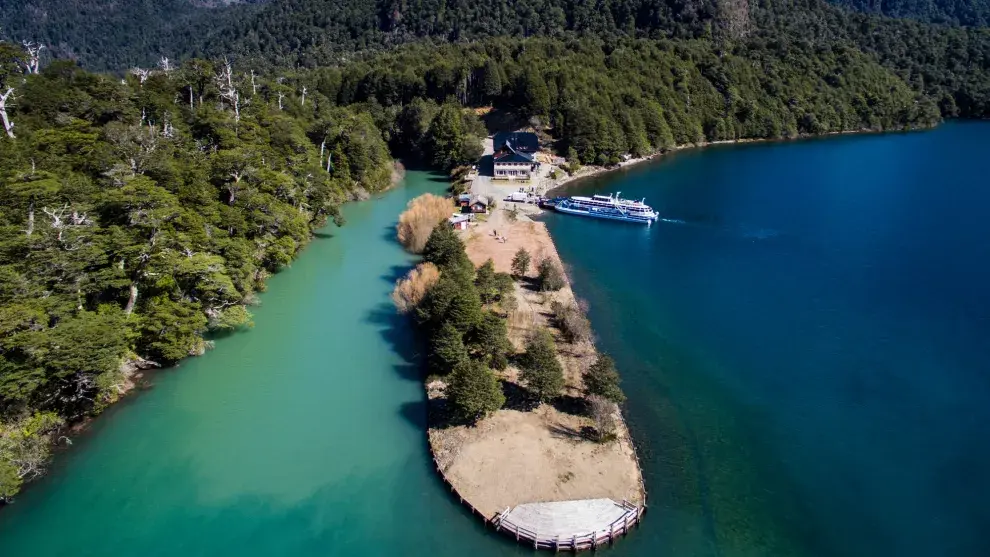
[545,122,990,556]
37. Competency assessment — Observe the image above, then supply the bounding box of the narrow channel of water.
[0,171,529,556]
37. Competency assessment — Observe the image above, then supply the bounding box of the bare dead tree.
[215,58,241,122]
[250,70,257,96]
[41,203,91,244]
[589,395,619,442]
[130,67,151,86]
[20,41,45,74]
[300,86,307,106]
[0,87,15,138]
[158,56,174,74]
[277,90,285,110]
[161,112,174,138]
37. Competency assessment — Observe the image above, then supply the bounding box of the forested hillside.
[0,0,264,70]
[0,45,392,498]
[826,0,990,27]
[4,0,986,118]
[342,38,940,164]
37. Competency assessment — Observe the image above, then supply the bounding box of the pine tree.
[583,353,625,403]
[430,322,468,374]
[447,359,505,422]
[466,311,512,370]
[511,248,531,277]
[520,328,564,401]
[422,223,471,274]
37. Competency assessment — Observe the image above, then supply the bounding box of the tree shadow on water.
[380,264,412,287]
[399,399,428,429]
[381,224,402,248]
[365,301,425,383]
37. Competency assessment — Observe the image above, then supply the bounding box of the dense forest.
[0,0,988,499]
[827,0,990,26]
[0,43,394,498]
[0,0,263,70]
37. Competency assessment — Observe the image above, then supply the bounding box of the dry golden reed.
[391,262,441,314]
[396,194,453,253]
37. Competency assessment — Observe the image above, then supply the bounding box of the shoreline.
[546,125,931,195]
[421,206,647,550]
[436,124,914,545]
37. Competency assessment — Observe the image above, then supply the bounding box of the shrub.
[519,328,564,401]
[391,262,441,314]
[537,257,566,291]
[511,247,531,277]
[589,395,619,442]
[507,205,519,222]
[550,300,592,343]
[583,353,625,403]
[447,359,505,422]
[397,194,452,253]
[476,259,514,305]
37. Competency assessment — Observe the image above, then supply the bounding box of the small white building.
[449,214,471,230]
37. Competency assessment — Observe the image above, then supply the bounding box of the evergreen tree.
[422,223,472,274]
[466,311,512,370]
[429,322,468,374]
[521,68,551,121]
[520,328,565,401]
[511,248,531,277]
[481,60,503,101]
[475,258,513,304]
[447,359,505,422]
[583,353,625,403]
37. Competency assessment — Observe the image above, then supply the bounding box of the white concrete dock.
[494,498,642,551]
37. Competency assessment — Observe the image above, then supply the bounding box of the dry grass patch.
[391,262,440,313]
[397,193,453,253]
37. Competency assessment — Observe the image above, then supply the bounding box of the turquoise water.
[544,122,990,556]
[0,172,525,556]
[2,126,989,557]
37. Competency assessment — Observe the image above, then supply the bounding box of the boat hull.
[554,203,656,224]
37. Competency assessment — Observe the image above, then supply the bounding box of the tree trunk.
[26,200,34,237]
[124,283,138,316]
[0,88,14,139]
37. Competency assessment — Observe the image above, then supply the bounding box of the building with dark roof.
[493,132,539,153]
[493,132,540,180]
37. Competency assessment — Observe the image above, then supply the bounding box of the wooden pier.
[492,499,644,552]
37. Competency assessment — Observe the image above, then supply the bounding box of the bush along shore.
[392,196,646,548]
